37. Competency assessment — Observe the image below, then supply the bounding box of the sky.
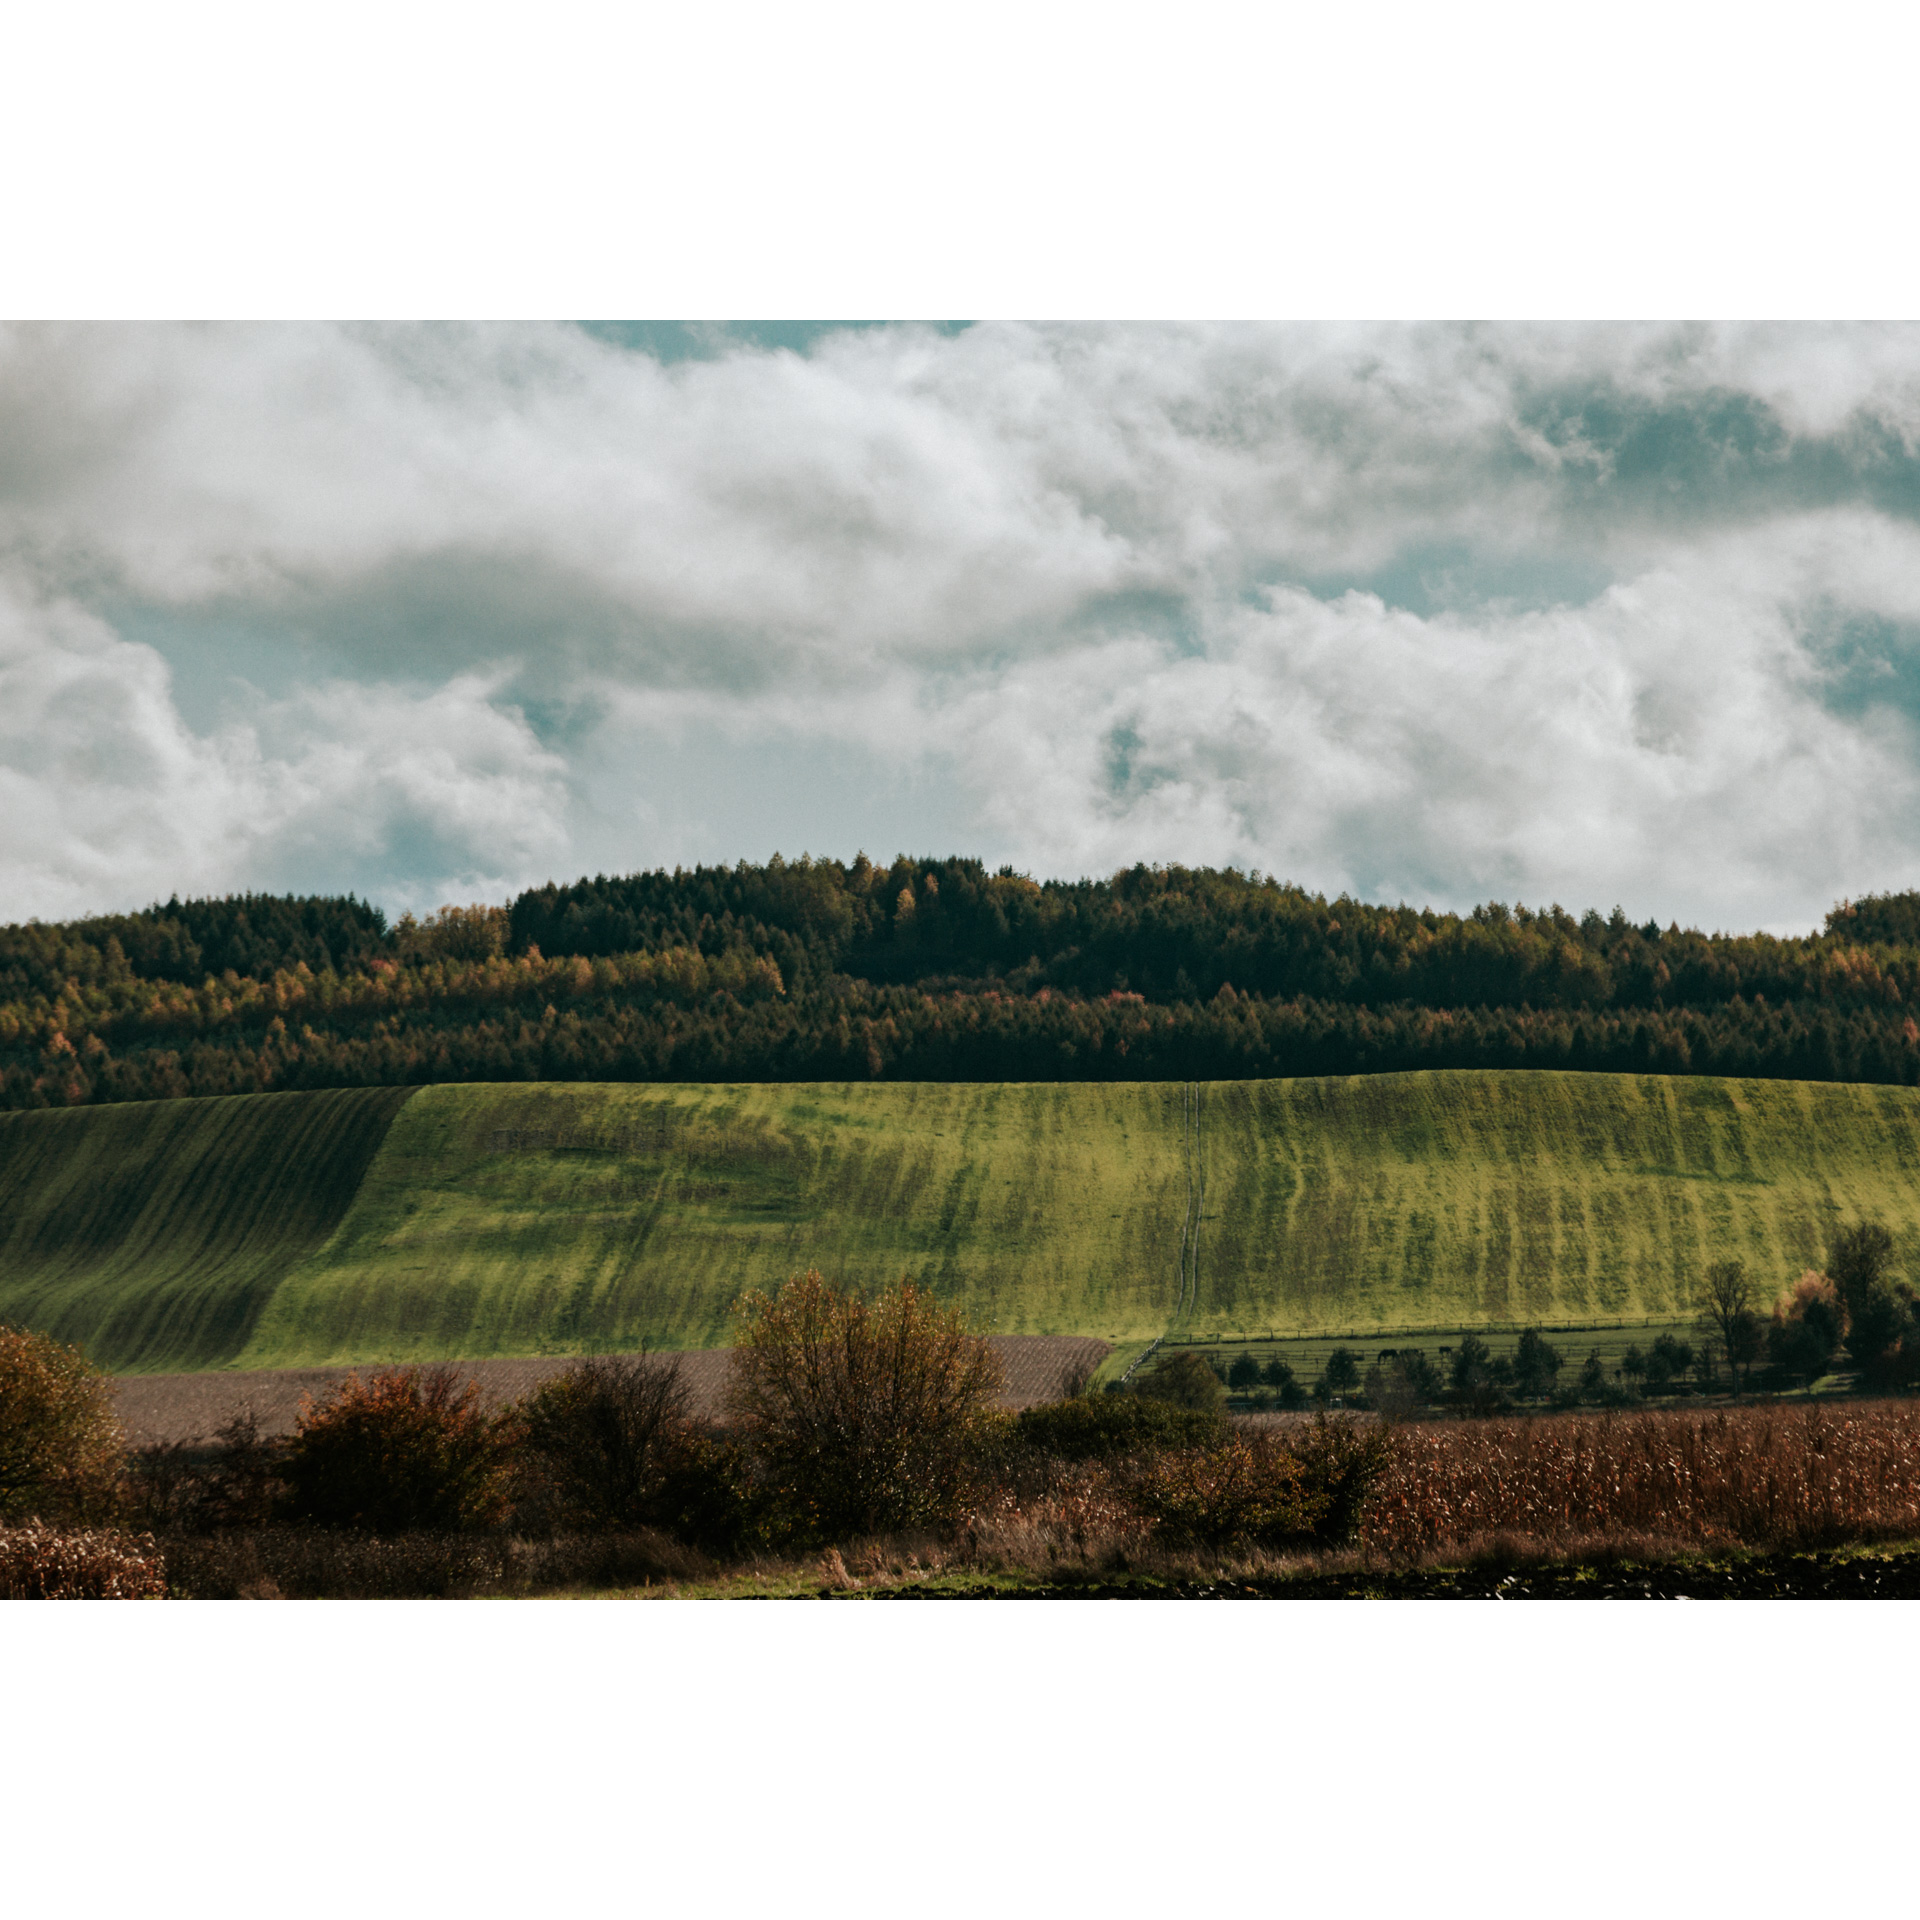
[7,319,1920,935]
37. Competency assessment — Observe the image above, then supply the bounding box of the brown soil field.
[110,1333,1110,1449]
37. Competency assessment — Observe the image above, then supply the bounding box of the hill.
[0,1086,413,1371]
[6,1070,1920,1372]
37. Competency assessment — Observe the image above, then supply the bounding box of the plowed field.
[110,1333,1112,1447]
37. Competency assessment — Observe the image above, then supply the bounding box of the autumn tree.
[1769,1273,1848,1397]
[726,1269,1006,1541]
[0,1324,127,1523]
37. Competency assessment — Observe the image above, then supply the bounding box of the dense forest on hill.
[6,858,1920,1108]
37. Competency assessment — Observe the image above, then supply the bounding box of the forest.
[6,857,1920,1108]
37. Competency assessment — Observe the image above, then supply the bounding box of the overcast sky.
[5,320,1920,934]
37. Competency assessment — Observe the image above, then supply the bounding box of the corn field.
[1363,1401,1920,1554]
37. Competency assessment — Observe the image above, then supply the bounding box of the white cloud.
[6,321,1920,927]
[0,583,567,920]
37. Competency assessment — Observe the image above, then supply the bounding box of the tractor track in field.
[1125,1082,1203,1388]
[1176,1080,1204,1322]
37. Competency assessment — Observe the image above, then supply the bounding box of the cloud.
[5,321,1920,927]
[0,583,567,921]
[919,514,1920,931]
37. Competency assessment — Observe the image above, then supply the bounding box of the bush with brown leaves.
[279,1366,515,1532]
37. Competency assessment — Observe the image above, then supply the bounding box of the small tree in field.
[1449,1334,1510,1416]
[727,1269,1006,1542]
[1227,1351,1262,1392]
[1511,1328,1563,1399]
[1699,1259,1764,1397]
[0,1324,126,1524]
[1318,1347,1361,1402]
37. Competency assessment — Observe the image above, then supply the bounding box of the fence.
[1158,1313,1696,1351]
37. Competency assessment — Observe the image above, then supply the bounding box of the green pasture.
[0,1087,412,1371]
[7,1070,1920,1373]
[238,1079,1185,1368]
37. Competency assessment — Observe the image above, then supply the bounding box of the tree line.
[9,862,1920,1108]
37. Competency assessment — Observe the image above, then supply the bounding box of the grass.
[0,1087,414,1372]
[13,1068,1920,1372]
[237,1079,1187,1368]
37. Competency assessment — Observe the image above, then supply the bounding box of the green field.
[7,1070,1920,1373]
[0,1087,413,1371]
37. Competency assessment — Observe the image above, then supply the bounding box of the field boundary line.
[1160,1312,1701,1348]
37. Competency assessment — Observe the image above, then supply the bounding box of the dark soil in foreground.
[866,1546,1920,1600]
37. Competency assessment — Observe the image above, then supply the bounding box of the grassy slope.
[1193,1070,1920,1333]
[10,1069,1920,1371]
[0,1087,415,1371]
[240,1080,1186,1367]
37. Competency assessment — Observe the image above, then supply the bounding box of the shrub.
[1291,1416,1397,1542]
[0,1521,165,1599]
[1226,1351,1262,1392]
[727,1269,1007,1543]
[1133,1435,1325,1550]
[1016,1393,1223,1461]
[1131,1417,1395,1551]
[0,1324,127,1524]
[279,1367,515,1531]
[1134,1351,1228,1414]
[651,1424,760,1555]
[128,1409,286,1535]
[516,1353,694,1533]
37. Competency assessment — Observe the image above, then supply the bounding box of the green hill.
[7,1071,1920,1372]
[0,1086,414,1370]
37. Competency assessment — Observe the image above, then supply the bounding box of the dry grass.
[0,1521,166,1598]
[1360,1399,1920,1555]
[111,1334,1109,1449]
[155,1527,717,1599]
